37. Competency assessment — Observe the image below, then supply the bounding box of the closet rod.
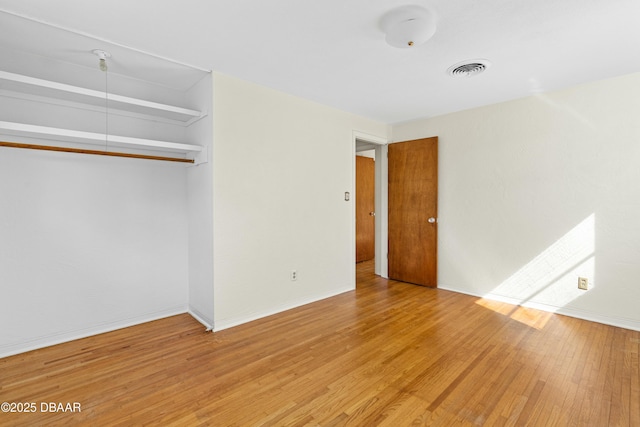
[0,141,194,163]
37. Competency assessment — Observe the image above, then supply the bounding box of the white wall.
[0,149,189,357]
[0,61,193,358]
[393,72,640,330]
[186,73,214,328]
[356,149,375,159]
[212,72,387,329]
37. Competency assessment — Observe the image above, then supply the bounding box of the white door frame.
[353,130,389,281]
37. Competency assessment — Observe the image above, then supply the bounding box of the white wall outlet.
[291,270,297,281]
[578,277,589,290]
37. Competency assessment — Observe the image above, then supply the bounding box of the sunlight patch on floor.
[475,299,552,329]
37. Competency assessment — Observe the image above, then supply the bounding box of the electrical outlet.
[291,270,297,281]
[578,277,589,290]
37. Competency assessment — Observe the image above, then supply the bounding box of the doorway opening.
[353,131,388,285]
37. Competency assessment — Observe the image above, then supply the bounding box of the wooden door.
[356,155,375,263]
[388,137,438,287]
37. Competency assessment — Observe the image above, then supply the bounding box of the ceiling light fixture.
[92,49,111,72]
[380,5,436,48]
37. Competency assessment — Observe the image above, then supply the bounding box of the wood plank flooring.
[1,260,639,426]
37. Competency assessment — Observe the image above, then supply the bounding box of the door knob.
[428,217,437,223]
[369,212,376,216]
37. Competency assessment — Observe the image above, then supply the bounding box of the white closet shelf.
[0,71,203,124]
[0,121,202,153]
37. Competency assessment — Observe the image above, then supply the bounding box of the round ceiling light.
[380,5,436,48]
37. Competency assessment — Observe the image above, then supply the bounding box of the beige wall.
[212,72,387,329]
[393,72,640,330]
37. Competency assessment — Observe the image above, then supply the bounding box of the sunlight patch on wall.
[532,89,595,129]
[478,214,595,327]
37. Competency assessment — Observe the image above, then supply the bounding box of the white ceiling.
[1,0,639,124]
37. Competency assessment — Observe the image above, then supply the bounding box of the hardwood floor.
[1,260,639,426]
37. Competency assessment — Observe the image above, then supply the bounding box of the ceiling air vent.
[447,59,491,77]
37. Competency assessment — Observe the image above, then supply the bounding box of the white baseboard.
[438,284,640,332]
[213,287,353,332]
[188,307,214,331]
[0,305,187,359]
